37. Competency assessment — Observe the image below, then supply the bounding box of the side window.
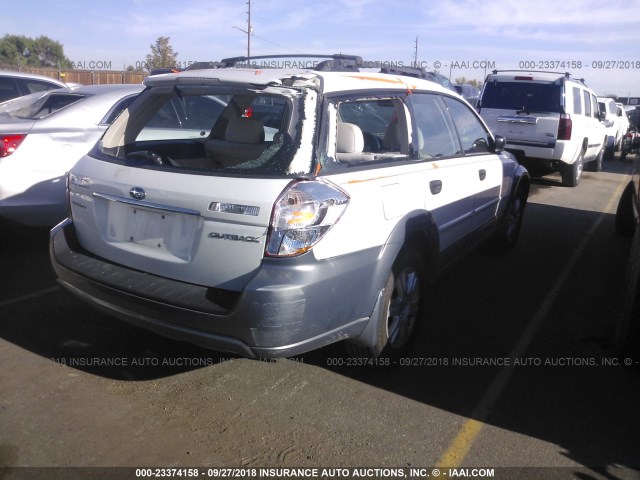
[24,79,61,94]
[29,94,84,119]
[583,90,592,117]
[591,94,598,118]
[608,101,617,115]
[337,97,409,156]
[410,93,459,158]
[0,77,20,102]
[572,87,582,115]
[443,96,492,154]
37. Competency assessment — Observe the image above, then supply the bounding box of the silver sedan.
[0,84,144,226]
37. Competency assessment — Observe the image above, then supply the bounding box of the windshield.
[0,90,83,120]
[481,81,563,113]
[97,85,307,176]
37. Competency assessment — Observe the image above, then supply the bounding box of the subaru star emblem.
[130,187,146,200]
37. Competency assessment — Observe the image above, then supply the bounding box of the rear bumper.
[50,219,382,358]
[505,140,588,168]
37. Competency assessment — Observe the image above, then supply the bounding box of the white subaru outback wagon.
[51,55,530,359]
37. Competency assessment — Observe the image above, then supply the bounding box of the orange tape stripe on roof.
[346,75,406,85]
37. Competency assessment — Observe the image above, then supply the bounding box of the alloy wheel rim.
[387,267,420,348]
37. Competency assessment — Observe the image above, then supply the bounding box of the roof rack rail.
[489,69,587,86]
[217,54,364,72]
[378,65,430,79]
[490,69,572,76]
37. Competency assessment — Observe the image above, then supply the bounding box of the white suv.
[598,96,626,152]
[51,55,530,360]
[478,70,607,187]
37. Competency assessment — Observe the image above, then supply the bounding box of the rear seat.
[205,117,268,167]
[336,122,376,162]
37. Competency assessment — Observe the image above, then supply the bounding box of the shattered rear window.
[97,85,310,176]
[0,91,84,120]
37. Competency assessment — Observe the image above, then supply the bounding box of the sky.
[3,0,640,97]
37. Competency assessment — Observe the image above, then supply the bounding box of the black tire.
[616,223,640,353]
[585,148,603,172]
[620,151,628,162]
[615,181,637,237]
[561,151,583,187]
[493,185,527,252]
[345,246,424,360]
[604,136,616,162]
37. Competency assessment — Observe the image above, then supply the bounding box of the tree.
[0,34,71,68]
[455,76,482,88]
[145,36,178,72]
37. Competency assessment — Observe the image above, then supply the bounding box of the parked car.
[620,128,640,162]
[477,70,607,186]
[614,150,640,353]
[0,84,144,226]
[454,83,480,106]
[598,96,626,152]
[51,55,530,360]
[0,70,67,102]
[616,102,630,135]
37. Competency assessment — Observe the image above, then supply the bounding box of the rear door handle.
[479,169,486,181]
[430,180,442,195]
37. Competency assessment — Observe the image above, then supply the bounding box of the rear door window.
[481,81,562,113]
[409,93,459,158]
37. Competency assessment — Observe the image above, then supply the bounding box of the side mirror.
[494,135,506,153]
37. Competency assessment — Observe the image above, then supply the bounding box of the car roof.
[0,69,66,87]
[144,67,456,96]
[485,70,589,86]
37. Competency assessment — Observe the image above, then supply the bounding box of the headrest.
[337,122,364,153]
[225,117,265,143]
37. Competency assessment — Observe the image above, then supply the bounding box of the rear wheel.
[585,148,603,172]
[561,151,583,187]
[493,185,527,252]
[345,246,424,361]
[603,136,616,162]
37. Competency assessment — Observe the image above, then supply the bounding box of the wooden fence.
[0,65,147,85]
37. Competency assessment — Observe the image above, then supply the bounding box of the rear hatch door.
[479,79,562,149]
[69,158,291,291]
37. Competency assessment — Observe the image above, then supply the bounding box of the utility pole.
[233,0,252,61]
[413,36,418,67]
[246,0,251,61]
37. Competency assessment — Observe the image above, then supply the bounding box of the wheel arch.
[348,210,439,349]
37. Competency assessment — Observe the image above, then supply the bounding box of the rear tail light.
[266,179,350,257]
[0,134,27,157]
[557,114,572,141]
